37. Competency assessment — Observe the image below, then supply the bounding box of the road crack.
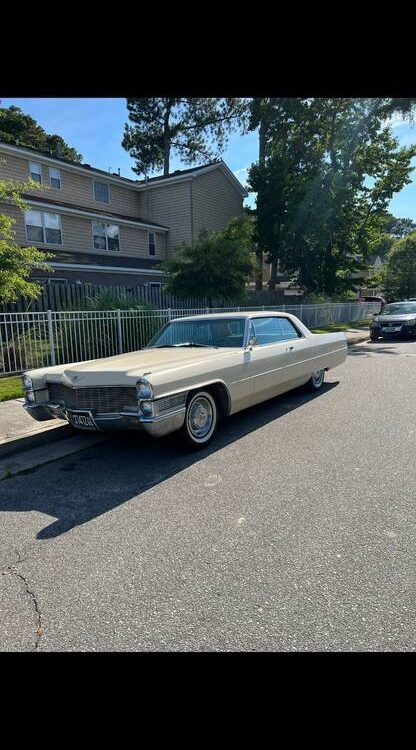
[5,566,43,651]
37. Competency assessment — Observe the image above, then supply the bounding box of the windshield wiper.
[150,343,217,349]
[174,342,217,348]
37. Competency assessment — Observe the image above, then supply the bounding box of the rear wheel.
[304,369,325,392]
[180,390,218,449]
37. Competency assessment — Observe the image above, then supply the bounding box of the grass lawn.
[311,318,371,334]
[0,376,24,402]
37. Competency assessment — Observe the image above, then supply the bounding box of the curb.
[0,423,74,461]
[346,332,370,347]
[0,432,109,480]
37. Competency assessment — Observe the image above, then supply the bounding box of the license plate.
[382,326,401,333]
[67,410,98,430]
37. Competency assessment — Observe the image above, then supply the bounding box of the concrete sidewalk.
[0,398,107,479]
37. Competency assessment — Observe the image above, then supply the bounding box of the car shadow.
[348,338,415,356]
[0,382,339,541]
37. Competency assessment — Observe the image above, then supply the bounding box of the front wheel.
[370,333,379,341]
[304,369,325,392]
[180,390,218,449]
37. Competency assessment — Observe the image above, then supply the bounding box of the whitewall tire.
[180,390,218,448]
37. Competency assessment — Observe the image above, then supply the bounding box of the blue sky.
[1,97,415,218]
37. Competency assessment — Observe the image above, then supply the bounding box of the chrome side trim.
[139,406,186,424]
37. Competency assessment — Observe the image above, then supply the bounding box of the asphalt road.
[1,337,416,652]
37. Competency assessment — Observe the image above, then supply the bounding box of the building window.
[148,232,156,256]
[24,210,62,245]
[92,222,119,251]
[49,167,61,189]
[29,162,42,184]
[93,181,110,203]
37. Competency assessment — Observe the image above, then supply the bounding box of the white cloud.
[384,114,409,129]
[233,166,250,186]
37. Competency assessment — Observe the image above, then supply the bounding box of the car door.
[248,316,294,405]
[273,316,313,382]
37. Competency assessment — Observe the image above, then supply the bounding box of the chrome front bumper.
[24,403,186,438]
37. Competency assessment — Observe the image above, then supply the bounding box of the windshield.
[147,318,246,349]
[382,303,416,315]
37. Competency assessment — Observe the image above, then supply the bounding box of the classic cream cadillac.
[21,312,347,448]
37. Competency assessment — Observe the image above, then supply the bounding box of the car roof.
[170,311,292,323]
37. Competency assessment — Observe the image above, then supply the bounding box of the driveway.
[1,337,416,651]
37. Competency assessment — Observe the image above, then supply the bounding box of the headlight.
[22,373,33,390]
[136,379,153,400]
[25,390,36,404]
[140,400,154,417]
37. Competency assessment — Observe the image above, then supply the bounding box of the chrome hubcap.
[188,396,214,438]
[312,369,324,386]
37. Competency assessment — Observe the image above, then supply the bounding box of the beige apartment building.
[0,141,246,287]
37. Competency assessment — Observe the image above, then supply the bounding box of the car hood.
[44,347,236,387]
[375,313,416,323]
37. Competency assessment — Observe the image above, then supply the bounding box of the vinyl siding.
[0,152,141,218]
[143,180,192,257]
[2,202,167,261]
[192,168,243,238]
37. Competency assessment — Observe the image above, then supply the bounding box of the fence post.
[205,307,210,315]
[299,304,303,322]
[116,309,123,354]
[47,309,56,366]
[168,308,172,321]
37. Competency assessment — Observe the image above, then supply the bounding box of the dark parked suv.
[370,301,416,341]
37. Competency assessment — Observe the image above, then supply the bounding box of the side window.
[277,317,301,341]
[251,317,285,345]
[251,317,301,345]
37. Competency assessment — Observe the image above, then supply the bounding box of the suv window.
[250,316,301,345]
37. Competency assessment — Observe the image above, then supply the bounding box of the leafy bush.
[1,328,51,373]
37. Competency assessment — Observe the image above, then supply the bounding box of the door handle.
[287,346,294,351]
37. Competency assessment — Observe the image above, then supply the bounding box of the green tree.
[381,213,416,239]
[383,232,416,301]
[365,213,416,265]
[0,177,53,303]
[0,105,83,162]
[163,216,255,305]
[122,98,249,177]
[248,98,416,295]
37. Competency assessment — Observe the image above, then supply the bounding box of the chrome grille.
[47,383,137,414]
[154,393,187,415]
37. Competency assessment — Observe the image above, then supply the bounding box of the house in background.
[0,141,246,288]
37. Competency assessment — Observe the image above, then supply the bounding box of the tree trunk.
[163,99,173,176]
[259,117,267,165]
[254,102,269,286]
[268,258,278,290]
[163,136,170,176]
[255,248,263,290]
